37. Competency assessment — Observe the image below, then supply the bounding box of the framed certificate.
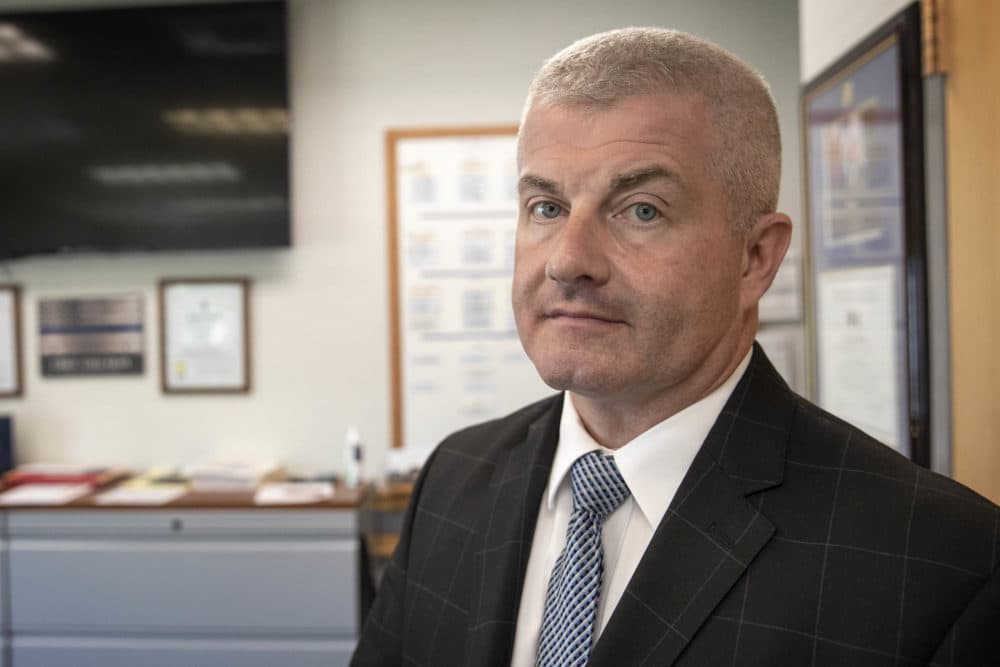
[0,285,24,398]
[159,278,251,394]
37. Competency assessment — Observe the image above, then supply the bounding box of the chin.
[532,361,625,397]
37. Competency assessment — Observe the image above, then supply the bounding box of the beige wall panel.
[946,0,1000,503]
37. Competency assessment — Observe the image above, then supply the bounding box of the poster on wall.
[38,294,144,376]
[802,3,927,464]
[387,127,552,450]
[0,285,23,397]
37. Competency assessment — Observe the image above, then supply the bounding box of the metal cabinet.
[5,509,358,667]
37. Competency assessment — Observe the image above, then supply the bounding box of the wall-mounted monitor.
[0,0,290,259]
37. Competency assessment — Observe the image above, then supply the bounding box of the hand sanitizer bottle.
[344,425,364,488]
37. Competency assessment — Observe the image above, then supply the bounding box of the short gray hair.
[522,27,781,233]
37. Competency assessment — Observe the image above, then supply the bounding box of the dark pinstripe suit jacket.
[353,347,1000,666]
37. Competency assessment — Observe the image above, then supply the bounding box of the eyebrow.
[608,166,681,196]
[517,174,562,197]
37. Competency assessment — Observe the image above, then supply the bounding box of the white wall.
[799,0,912,82]
[0,0,801,478]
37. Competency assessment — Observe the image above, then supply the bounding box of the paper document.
[254,482,334,505]
[0,483,92,505]
[95,486,188,506]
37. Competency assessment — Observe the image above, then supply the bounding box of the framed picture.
[386,126,552,449]
[159,278,251,394]
[802,3,928,465]
[39,294,145,377]
[0,285,24,398]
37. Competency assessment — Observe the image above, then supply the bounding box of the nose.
[544,210,610,288]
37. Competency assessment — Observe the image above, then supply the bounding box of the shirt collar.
[547,349,753,524]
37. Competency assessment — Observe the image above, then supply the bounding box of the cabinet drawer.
[12,636,355,667]
[7,510,356,538]
[10,538,358,636]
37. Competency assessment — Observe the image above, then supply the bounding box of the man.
[354,28,999,666]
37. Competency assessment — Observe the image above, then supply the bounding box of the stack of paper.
[182,461,282,492]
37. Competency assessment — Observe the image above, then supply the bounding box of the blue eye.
[532,201,562,219]
[631,203,659,222]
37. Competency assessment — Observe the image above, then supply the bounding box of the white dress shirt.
[510,350,752,666]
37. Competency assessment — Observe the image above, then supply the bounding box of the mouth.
[544,308,624,325]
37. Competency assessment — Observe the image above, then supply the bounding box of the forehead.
[518,93,717,176]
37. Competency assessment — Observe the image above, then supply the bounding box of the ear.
[740,212,793,311]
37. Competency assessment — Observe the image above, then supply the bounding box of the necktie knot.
[570,451,630,518]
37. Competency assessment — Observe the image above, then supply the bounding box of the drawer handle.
[171,518,183,532]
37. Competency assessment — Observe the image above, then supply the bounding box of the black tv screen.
[0,0,290,259]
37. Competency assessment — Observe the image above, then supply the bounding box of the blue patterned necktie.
[536,451,631,667]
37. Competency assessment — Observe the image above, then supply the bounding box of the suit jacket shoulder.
[788,395,1000,663]
[786,392,997,580]
[353,393,563,666]
[689,356,1000,666]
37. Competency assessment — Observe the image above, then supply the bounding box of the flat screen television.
[0,0,290,259]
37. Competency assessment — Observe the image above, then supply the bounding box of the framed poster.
[386,126,553,449]
[159,278,251,394]
[802,3,928,464]
[0,285,23,398]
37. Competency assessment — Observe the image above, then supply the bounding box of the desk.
[1,488,362,667]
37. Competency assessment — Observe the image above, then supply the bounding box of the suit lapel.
[465,395,562,666]
[590,346,796,666]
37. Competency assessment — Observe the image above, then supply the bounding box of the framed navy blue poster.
[802,3,929,466]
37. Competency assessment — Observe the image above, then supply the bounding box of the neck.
[570,324,755,450]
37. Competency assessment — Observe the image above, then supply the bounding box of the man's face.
[512,93,748,404]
